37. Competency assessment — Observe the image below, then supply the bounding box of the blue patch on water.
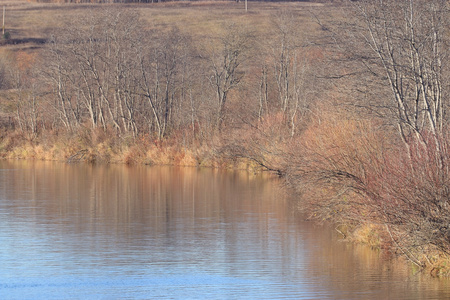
[0,275,274,300]
[1,275,261,288]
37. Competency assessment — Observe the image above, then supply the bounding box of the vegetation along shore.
[0,0,449,276]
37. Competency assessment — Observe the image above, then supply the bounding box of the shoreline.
[2,135,450,277]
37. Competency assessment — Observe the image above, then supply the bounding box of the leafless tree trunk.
[334,0,449,166]
[267,11,312,136]
[295,0,450,260]
[10,70,41,140]
[207,24,252,132]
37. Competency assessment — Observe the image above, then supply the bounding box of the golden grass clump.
[351,224,383,250]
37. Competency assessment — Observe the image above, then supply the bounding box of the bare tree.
[267,11,313,136]
[136,27,194,140]
[295,0,450,263]
[330,0,449,164]
[8,53,41,140]
[44,9,152,137]
[207,24,252,132]
[44,35,83,132]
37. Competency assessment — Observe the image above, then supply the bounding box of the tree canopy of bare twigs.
[43,9,199,141]
[293,0,450,264]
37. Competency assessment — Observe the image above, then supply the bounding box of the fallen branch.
[385,224,424,269]
[67,149,88,163]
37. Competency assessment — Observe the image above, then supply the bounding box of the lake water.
[1,160,450,299]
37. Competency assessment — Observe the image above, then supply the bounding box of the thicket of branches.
[285,0,450,269]
[2,8,316,148]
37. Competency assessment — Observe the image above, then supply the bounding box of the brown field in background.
[0,0,329,52]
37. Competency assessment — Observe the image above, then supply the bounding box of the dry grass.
[351,224,384,250]
[0,0,325,49]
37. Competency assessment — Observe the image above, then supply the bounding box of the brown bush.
[285,106,450,267]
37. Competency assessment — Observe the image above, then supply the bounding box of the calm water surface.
[1,161,450,299]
